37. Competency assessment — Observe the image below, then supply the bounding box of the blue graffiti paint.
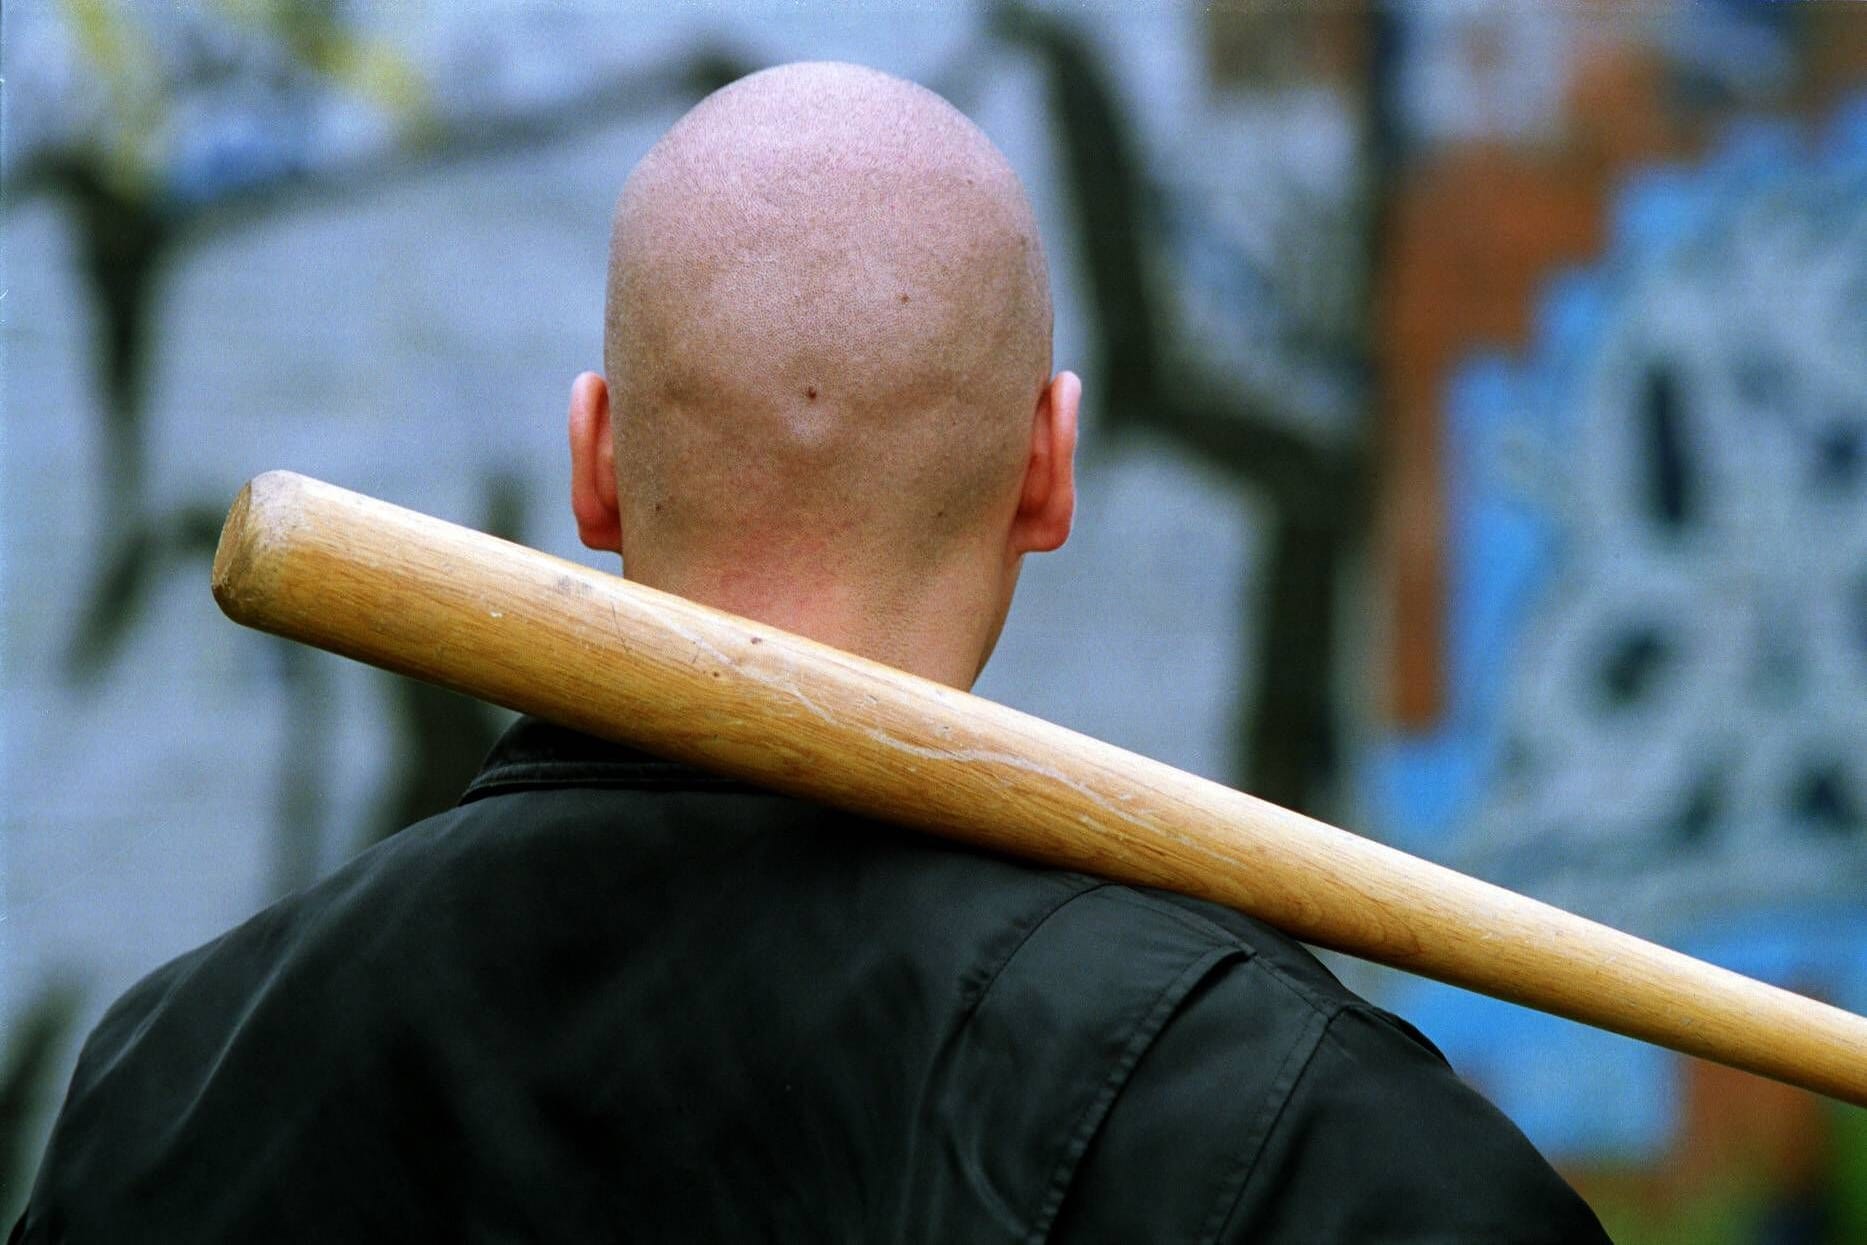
[1363,95,1867,1159]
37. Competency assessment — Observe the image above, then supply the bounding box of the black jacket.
[16,717,1609,1242]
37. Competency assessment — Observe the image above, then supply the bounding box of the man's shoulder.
[1034,887,1612,1243]
[23,777,1607,1243]
[901,875,1381,1241]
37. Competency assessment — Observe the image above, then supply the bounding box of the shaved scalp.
[605,62,1051,597]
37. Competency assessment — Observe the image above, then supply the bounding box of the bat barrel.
[213,470,1867,1106]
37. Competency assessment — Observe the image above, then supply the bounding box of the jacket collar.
[459,716,763,804]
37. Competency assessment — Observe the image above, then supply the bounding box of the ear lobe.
[568,371,622,553]
[1010,370,1080,555]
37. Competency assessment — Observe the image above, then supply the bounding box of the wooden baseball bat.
[212,470,1867,1106]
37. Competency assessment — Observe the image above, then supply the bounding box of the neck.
[622,552,1014,690]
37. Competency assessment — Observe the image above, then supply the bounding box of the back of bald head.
[604,62,1051,592]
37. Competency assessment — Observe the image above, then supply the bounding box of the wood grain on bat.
[212,470,1867,1107]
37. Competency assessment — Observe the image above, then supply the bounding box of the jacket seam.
[1196,1007,1336,1244]
[1115,890,1349,1025]
[1027,945,1240,1245]
[957,878,1108,1024]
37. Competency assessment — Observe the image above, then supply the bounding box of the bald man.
[15,64,1608,1243]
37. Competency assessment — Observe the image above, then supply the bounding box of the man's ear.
[1009,370,1080,555]
[567,371,622,553]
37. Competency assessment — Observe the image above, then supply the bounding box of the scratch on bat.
[622,602,1229,868]
[869,734,1130,821]
[648,606,736,669]
[884,735,1252,870]
[646,603,842,726]
[745,654,840,726]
